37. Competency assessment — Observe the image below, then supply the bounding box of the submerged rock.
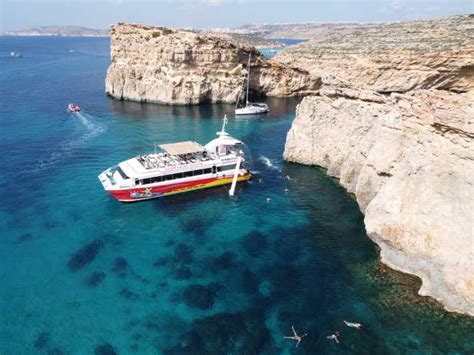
[33,332,49,350]
[174,243,193,264]
[167,312,271,353]
[174,267,192,280]
[152,257,169,268]
[68,240,104,272]
[94,343,117,355]
[47,347,64,355]
[242,231,267,257]
[284,88,474,315]
[211,251,238,270]
[16,233,33,243]
[111,257,128,277]
[86,271,106,288]
[183,284,215,310]
[120,287,140,301]
[105,23,319,105]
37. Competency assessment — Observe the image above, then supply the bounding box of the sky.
[1,0,473,32]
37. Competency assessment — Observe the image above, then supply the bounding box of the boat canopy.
[159,141,205,156]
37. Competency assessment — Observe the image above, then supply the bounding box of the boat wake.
[258,156,281,172]
[75,112,95,130]
[18,114,105,176]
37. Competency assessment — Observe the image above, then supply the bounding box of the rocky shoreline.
[282,14,473,316]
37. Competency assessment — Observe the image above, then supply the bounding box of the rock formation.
[105,23,319,104]
[284,87,474,315]
[274,15,474,93]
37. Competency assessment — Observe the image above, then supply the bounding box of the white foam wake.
[20,113,105,176]
[75,112,95,130]
[258,156,281,171]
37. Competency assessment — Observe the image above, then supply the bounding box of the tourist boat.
[68,103,81,112]
[235,54,269,115]
[10,51,22,58]
[98,116,251,202]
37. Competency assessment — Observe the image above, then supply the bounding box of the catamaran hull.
[235,107,269,115]
[104,172,251,202]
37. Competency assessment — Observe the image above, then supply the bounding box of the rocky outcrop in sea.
[105,23,319,104]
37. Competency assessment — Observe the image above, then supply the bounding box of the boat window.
[212,166,216,174]
[163,175,173,181]
[203,168,212,174]
[194,169,203,176]
[143,178,151,185]
[117,167,129,179]
[221,165,235,171]
[135,179,139,185]
[150,176,162,183]
[174,172,184,179]
[184,170,194,177]
[217,166,222,172]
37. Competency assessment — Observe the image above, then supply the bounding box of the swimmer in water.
[284,325,307,348]
[344,320,362,329]
[327,331,340,343]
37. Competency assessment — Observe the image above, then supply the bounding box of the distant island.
[2,26,108,37]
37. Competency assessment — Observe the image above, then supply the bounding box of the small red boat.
[68,103,81,112]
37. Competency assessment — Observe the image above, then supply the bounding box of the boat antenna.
[218,114,228,136]
[246,53,251,106]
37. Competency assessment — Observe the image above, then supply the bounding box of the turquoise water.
[1,37,473,354]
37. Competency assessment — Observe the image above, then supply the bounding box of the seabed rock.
[94,343,117,355]
[111,257,128,277]
[33,332,49,350]
[68,239,104,272]
[183,284,215,310]
[86,271,106,288]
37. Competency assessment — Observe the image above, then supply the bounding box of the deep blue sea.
[1,36,473,354]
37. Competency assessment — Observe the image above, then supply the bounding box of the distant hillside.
[235,22,377,39]
[2,26,108,37]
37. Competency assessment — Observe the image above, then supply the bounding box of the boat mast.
[245,53,251,106]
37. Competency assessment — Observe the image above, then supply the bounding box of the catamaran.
[235,54,269,115]
[98,116,251,202]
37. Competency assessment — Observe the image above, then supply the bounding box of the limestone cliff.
[274,15,474,93]
[105,23,319,104]
[284,88,474,315]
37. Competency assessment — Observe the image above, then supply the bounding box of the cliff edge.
[105,23,319,105]
[284,87,474,315]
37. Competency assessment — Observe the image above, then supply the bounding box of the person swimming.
[344,320,362,329]
[284,325,307,348]
[327,331,340,343]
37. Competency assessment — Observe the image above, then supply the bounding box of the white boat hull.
[235,104,269,115]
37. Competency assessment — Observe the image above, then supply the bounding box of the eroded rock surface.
[284,88,474,315]
[105,23,319,104]
[274,15,474,93]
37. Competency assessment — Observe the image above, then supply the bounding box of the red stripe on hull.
[106,173,250,202]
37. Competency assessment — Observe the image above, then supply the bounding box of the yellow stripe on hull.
[120,174,251,202]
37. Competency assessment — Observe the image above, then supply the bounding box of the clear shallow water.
[1,36,473,354]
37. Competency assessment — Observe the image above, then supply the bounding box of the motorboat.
[98,115,251,202]
[68,103,81,112]
[10,51,22,58]
[235,53,269,116]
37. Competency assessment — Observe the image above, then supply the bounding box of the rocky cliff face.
[284,87,474,315]
[274,15,474,93]
[105,23,319,104]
